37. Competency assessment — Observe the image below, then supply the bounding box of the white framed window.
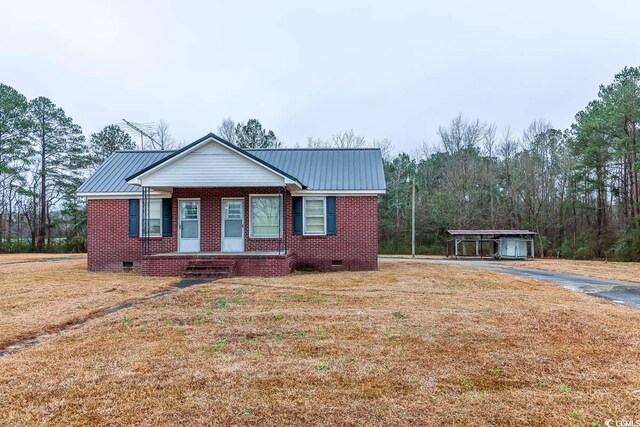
[140,199,162,237]
[250,195,281,238]
[303,197,326,235]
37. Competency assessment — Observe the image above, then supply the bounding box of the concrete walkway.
[380,257,640,309]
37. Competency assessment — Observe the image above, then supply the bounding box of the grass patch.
[0,254,177,349]
[1,261,640,425]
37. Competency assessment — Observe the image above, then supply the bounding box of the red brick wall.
[86,199,176,272]
[87,188,379,274]
[141,253,296,277]
[288,195,379,271]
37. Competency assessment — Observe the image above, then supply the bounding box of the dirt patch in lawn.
[1,262,639,425]
[499,258,640,283]
[0,257,178,349]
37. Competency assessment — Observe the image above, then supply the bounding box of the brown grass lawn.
[0,255,178,349]
[0,252,87,264]
[1,261,640,425]
[499,258,640,284]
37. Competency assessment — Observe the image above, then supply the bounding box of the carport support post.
[475,240,479,257]
[454,239,459,258]
[530,239,535,258]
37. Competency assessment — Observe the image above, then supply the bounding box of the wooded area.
[2,67,640,259]
[380,67,640,260]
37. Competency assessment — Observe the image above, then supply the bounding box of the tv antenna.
[120,119,158,150]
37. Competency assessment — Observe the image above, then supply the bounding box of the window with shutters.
[303,197,326,235]
[140,199,162,237]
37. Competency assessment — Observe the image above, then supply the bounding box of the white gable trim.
[127,136,301,188]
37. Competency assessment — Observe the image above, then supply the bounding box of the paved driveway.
[380,257,640,309]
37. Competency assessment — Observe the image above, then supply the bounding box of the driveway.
[380,257,640,309]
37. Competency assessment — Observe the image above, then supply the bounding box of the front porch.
[142,250,296,277]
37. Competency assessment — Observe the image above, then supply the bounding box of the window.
[250,195,281,237]
[304,197,326,235]
[140,199,162,237]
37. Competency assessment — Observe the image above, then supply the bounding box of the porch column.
[283,188,287,254]
[141,186,150,256]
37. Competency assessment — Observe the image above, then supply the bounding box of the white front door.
[222,199,244,252]
[179,200,200,252]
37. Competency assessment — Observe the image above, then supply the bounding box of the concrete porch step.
[182,259,237,279]
[182,270,232,279]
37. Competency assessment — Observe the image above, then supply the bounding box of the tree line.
[380,67,640,260]
[2,66,640,259]
[0,84,181,252]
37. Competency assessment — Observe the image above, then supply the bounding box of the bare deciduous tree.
[217,117,237,144]
[148,120,176,150]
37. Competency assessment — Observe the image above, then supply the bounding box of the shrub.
[612,228,640,261]
[574,246,595,260]
[65,236,87,253]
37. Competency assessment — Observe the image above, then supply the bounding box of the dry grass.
[0,255,178,349]
[500,258,640,283]
[0,252,87,264]
[1,261,640,425]
[381,254,445,260]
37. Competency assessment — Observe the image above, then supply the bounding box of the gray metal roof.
[447,230,537,236]
[78,147,386,194]
[77,151,173,193]
[247,148,385,191]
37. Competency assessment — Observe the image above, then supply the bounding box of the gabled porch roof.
[125,133,304,189]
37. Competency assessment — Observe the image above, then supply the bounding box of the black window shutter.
[292,197,303,235]
[326,196,336,235]
[128,199,140,237]
[162,198,172,237]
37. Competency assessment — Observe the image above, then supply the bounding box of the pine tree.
[27,97,86,252]
[88,124,135,169]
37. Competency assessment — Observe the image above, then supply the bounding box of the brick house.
[77,133,386,277]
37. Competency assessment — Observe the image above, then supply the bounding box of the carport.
[446,229,536,260]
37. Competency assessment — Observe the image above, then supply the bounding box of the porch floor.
[149,251,291,257]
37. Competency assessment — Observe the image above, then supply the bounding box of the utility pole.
[411,176,415,258]
[406,176,416,258]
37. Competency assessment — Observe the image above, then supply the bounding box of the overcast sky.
[2,0,639,153]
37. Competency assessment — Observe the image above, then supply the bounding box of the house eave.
[290,189,386,196]
[77,191,172,199]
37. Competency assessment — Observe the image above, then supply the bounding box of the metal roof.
[78,145,386,194]
[447,229,537,236]
[77,151,173,194]
[247,148,386,191]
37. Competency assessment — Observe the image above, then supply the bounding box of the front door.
[222,199,244,252]
[179,200,200,252]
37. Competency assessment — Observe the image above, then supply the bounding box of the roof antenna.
[120,119,159,150]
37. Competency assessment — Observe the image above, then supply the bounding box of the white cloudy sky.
[1,0,638,152]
